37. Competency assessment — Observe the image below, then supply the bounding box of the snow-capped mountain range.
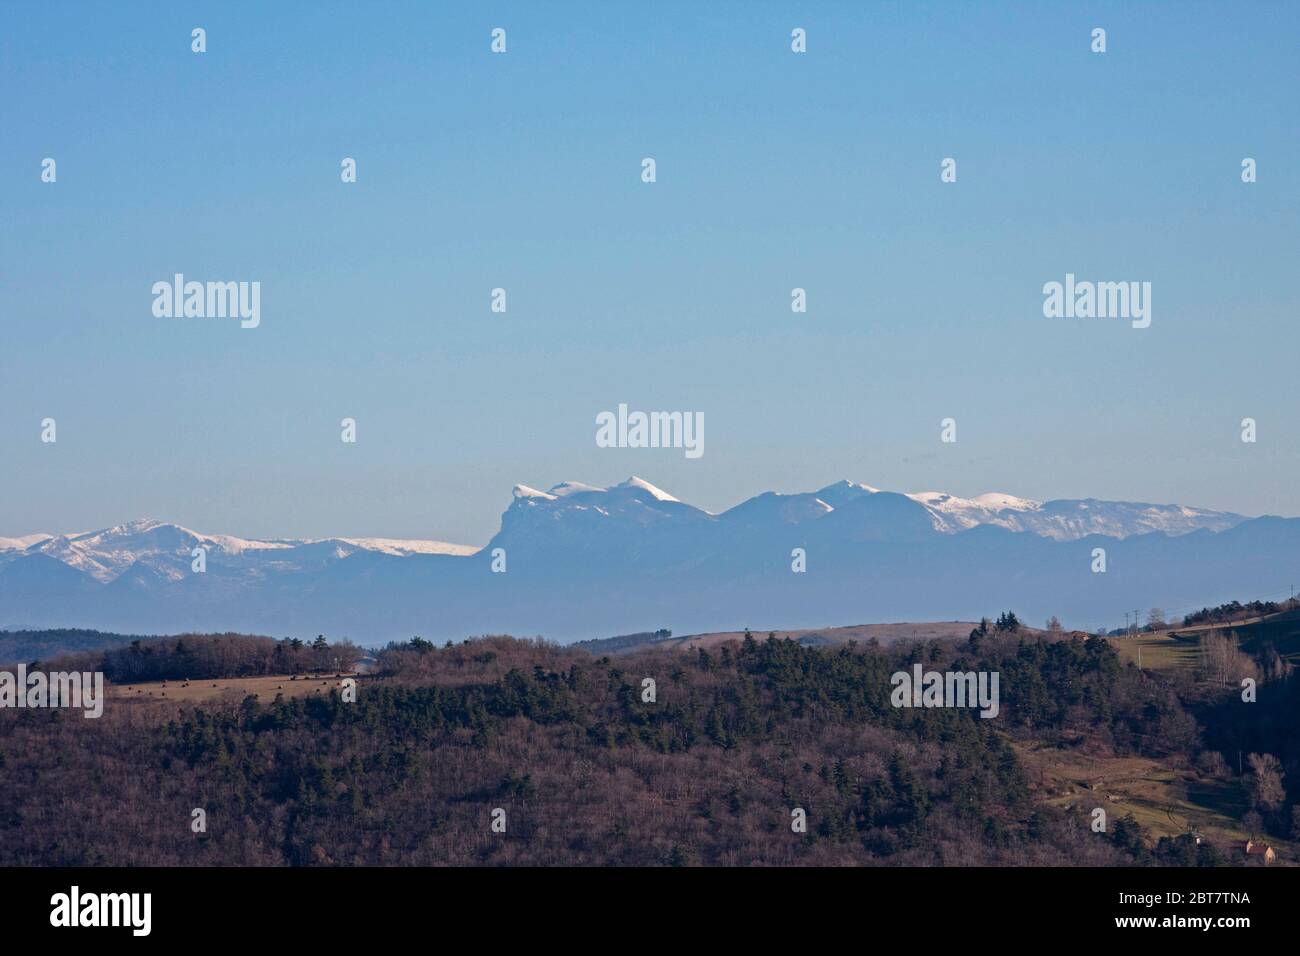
[902,488,1242,539]
[502,476,1244,543]
[0,520,474,584]
[0,477,1287,642]
[1,478,1246,584]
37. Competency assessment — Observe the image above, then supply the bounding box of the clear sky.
[2,1,1297,546]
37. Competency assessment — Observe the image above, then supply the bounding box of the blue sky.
[2,1,1297,545]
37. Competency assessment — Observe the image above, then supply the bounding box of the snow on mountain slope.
[479,477,721,573]
[0,534,55,551]
[1010,499,1244,540]
[907,491,1043,532]
[906,491,1243,539]
[613,476,680,502]
[328,538,478,557]
[910,490,1041,518]
[509,477,690,514]
[719,490,834,527]
[547,481,604,498]
[513,484,557,501]
[0,518,477,583]
[490,476,1246,562]
[811,480,880,509]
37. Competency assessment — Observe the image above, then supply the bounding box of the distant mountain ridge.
[0,518,475,583]
[0,478,1283,642]
[494,475,1245,543]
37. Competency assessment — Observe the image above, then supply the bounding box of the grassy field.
[1199,607,1300,664]
[1107,631,1201,672]
[1016,741,1288,861]
[1108,607,1300,674]
[109,673,356,704]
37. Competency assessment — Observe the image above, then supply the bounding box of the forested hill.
[6,629,1289,866]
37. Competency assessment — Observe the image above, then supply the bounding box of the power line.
[1144,577,1300,624]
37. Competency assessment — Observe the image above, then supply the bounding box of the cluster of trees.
[1184,600,1287,628]
[1196,630,1260,688]
[573,629,675,654]
[3,625,1272,867]
[1107,816,1223,867]
[44,633,363,683]
[1193,664,1300,843]
[372,635,552,684]
[967,611,1022,651]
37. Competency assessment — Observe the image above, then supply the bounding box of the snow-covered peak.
[907,491,1045,533]
[517,476,680,503]
[970,492,1040,511]
[908,490,1042,518]
[513,484,557,501]
[548,481,603,498]
[812,480,880,509]
[101,518,170,535]
[908,492,952,507]
[819,479,880,495]
[613,476,679,502]
[200,534,296,554]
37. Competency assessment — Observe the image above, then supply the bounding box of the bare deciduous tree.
[1245,753,1285,812]
[1197,629,1257,687]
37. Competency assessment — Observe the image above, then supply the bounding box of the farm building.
[1244,840,1276,864]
